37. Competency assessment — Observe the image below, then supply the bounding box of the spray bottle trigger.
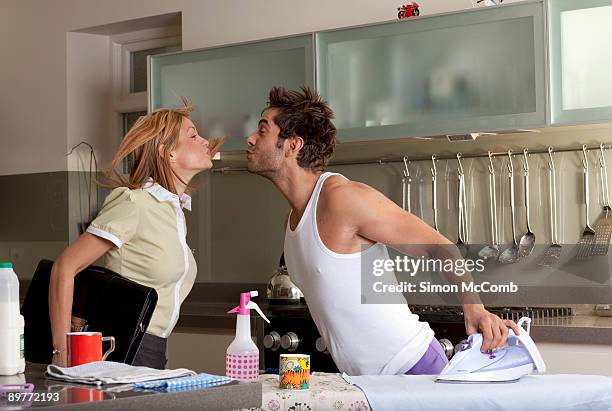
[227,306,240,314]
[246,301,270,323]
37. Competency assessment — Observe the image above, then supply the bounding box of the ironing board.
[343,373,612,411]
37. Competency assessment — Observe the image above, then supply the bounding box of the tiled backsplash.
[206,125,612,287]
[0,172,69,242]
[0,171,104,278]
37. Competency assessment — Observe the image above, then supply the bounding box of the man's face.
[246,108,285,175]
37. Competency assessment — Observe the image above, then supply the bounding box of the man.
[246,86,520,375]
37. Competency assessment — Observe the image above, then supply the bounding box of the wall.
[0,0,505,277]
[0,0,494,176]
[66,32,115,243]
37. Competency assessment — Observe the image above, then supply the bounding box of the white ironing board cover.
[343,373,612,411]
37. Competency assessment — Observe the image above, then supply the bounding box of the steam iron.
[436,317,546,383]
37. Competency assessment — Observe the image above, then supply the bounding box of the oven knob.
[315,337,329,354]
[454,339,467,355]
[263,331,281,351]
[438,338,454,359]
[280,332,300,352]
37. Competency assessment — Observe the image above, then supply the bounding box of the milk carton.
[0,263,25,375]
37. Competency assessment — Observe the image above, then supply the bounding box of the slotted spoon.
[540,147,562,267]
[591,144,612,256]
[577,145,596,259]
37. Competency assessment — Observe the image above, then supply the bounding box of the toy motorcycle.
[397,2,420,19]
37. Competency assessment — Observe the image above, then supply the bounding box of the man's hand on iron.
[463,304,521,353]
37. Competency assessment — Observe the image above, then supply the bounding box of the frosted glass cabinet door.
[316,2,546,142]
[149,35,313,151]
[549,0,612,125]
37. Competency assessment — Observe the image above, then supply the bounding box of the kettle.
[266,253,304,304]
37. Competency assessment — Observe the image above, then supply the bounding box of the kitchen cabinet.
[548,0,612,125]
[316,1,546,141]
[149,35,314,152]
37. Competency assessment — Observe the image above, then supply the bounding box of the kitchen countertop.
[0,363,261,410]
[176,302,612,344]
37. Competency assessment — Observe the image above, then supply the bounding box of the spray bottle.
[226,291,269,382]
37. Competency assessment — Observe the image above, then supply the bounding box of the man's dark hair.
[266,86,337,171]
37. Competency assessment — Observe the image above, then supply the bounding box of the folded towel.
[46,361,196,385]
[133,373,232,391]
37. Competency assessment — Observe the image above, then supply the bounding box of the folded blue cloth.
[154,380,231,393]
[134,373,232,390]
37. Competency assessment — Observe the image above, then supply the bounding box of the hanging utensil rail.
[213,144,612,173]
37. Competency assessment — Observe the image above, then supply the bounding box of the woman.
[49,101,222,368]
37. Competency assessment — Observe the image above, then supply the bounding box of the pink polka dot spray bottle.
[226,291,270,382]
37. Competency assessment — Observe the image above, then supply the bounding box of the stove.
[259,305,574,373]
[409,306,574,323]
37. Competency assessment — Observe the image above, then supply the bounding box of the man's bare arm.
[327,181,476,296]
[327,181,520,352]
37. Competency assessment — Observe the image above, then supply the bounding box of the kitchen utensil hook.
[547,146,555,171]
[507,150,514,176]
[403,156,411,178]
[487,151,495,175]
[431,155,437,177]
[583,144,589,170]
[599,143,608,171]
[523,148,529,173]
[599,143,610,208]
[456,153,464,176]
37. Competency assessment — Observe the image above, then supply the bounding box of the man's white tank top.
[284,172,434,375]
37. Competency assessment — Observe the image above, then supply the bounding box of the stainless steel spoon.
[479,151,500,259]
[456,154,468,257]
[518,148,536,257]
[499,150,520,264]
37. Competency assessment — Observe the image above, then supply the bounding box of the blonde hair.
[104,99,223,194]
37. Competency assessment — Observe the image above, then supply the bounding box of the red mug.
[67,332,115,367]
[67,387,104,403]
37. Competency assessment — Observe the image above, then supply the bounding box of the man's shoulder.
[320,176,373,206]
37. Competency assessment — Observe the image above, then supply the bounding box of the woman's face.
[170,116,212,175]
